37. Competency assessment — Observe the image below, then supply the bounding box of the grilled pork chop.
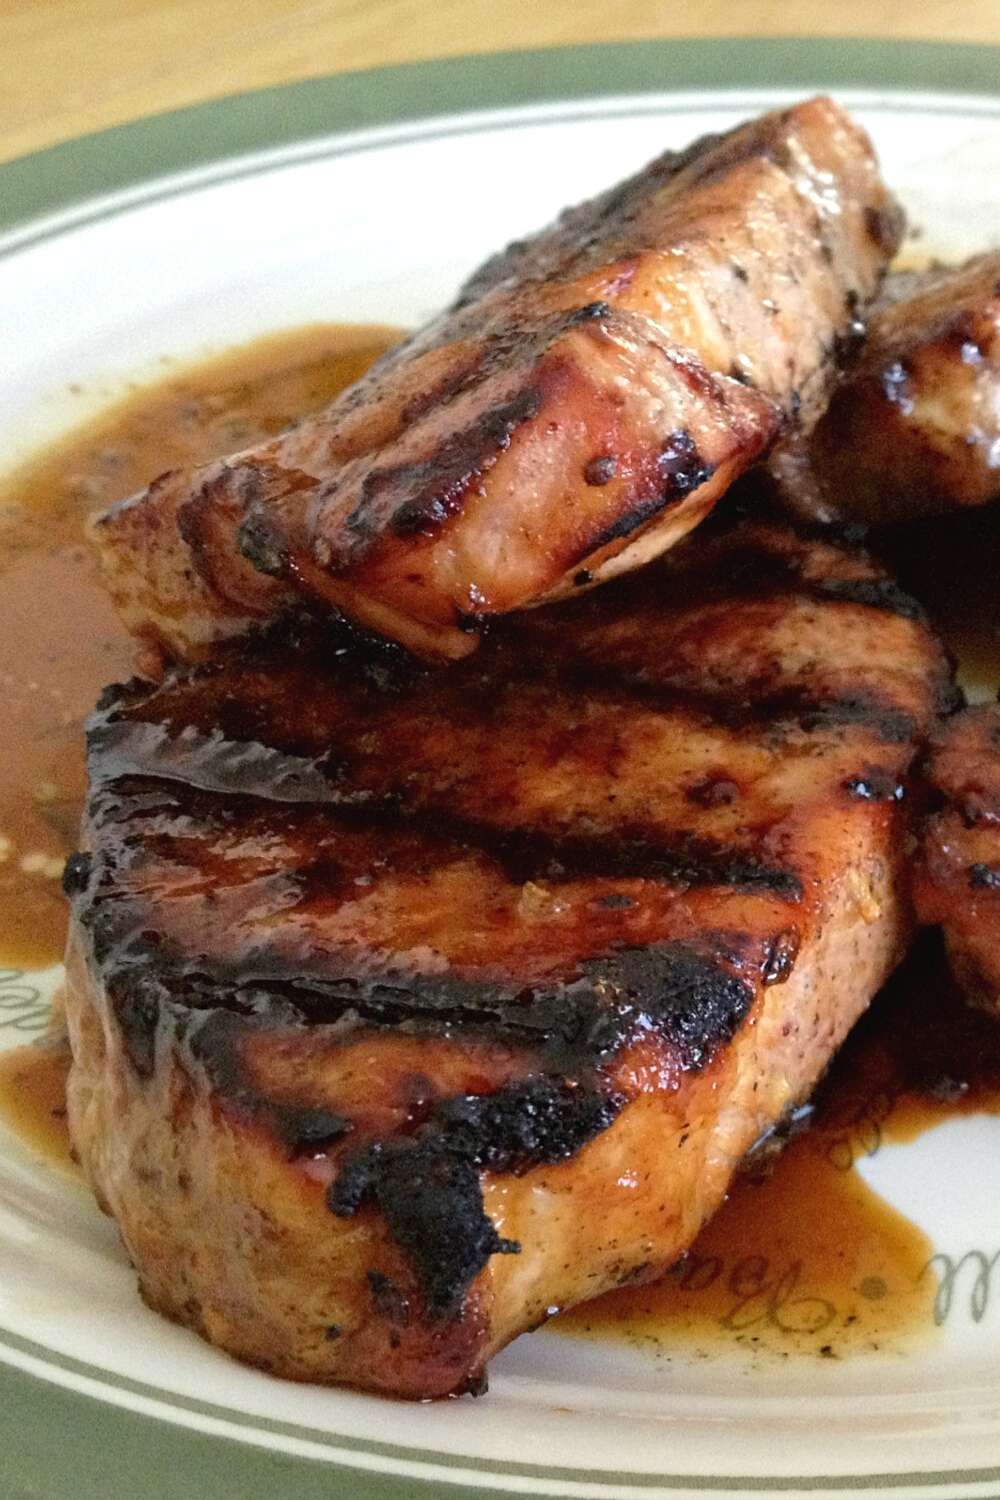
[771,253,1000,525]
[913,701,1000,1011]
[63,515,951,1397]
[91,98,899,664]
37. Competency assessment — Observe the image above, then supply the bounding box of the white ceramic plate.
[4,39,1000,1500]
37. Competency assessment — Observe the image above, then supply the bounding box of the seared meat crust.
[913,700,1000,1010]
[772,253,1000,524]
[63,516,951,1397]
[91,98,899,662]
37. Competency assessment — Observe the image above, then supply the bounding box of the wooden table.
[4,0,1000,165]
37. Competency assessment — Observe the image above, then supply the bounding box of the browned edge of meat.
[90,97,900,664]
[914,697,1000,1011]
[63,516,953,1397]
[770,252,1000,526]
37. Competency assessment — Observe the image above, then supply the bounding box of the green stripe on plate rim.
[4,36,1000,239]
[4,37,1000,1500]
[5,1320,1000,1497]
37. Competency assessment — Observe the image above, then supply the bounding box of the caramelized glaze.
[0,323,401,967]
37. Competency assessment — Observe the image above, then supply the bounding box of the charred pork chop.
[771,253,1000,525]
[91,99,899,664]
[63,516,951,1397]
[914,700,1000,1011]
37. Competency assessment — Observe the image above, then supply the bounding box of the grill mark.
[341,387,543,549]
[396,305,609,428]
[814,577,927,621]
[89,768,803,901]
[334,299,649,559]
[476,823,801,896]
[505,659,919,744]
[362,1146,518,1320]
[94,590,925,817]
[168,1008,353,1153]
[89,719,341,804]
[562,530,929,626]
[795,697,915,745]
[397,350,493,428]
[182,462,316,586]
[81,890,759,1084]
[651,567,930,625]
[581,483,701,555]
[328,1078,622,1317]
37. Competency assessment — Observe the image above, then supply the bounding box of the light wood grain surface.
[4,0,1000,165]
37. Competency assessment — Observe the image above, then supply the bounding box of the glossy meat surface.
[914,701,1000,1011]
[92,98,899,662]
[63,516,951,1396]
[772,253,1000,524]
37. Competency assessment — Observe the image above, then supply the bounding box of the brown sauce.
[0,322,401,967]
[554,1131,937,1359]
[0,1034,74,1172]
[1,321,999,1367]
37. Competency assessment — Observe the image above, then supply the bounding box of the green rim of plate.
[5,35,1000,1500]
[5,35,1000,237]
